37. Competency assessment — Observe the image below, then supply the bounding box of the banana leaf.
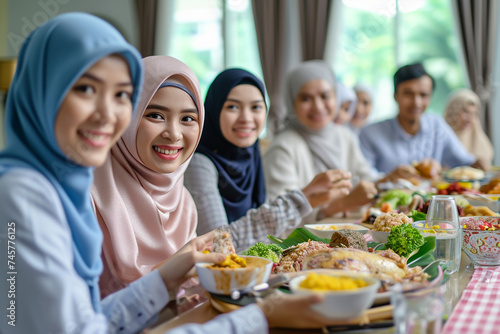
[407,236,436,267]
[267,228,330,249]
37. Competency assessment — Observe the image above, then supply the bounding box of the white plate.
[305,223,369,239]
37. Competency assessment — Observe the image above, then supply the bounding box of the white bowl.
[289,270,380,320]
[369,230,390,243]
[195,255,273,295]
[305,223,369,239]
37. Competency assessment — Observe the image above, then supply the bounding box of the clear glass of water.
[414,195,462,274]
[391,283,444,334]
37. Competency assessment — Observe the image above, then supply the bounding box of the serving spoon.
[230,274,289,300]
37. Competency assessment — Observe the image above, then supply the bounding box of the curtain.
[136,0,158,57]
[452,0,498,137]
[298,0,332,61]
[252,0,289,137]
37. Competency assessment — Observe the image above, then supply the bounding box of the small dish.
[195,255,273,295]
[460,216,500,266]
[369,230,390,243]
[305,223,369,239]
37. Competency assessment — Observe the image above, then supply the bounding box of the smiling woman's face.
[55,55,133,167]
[219,84,266,148]
[136,86,200,174]
[294,79,337,130]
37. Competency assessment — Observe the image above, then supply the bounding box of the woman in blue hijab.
[185,69,352,250]
[0,12,225,333]
[0,13,342,333]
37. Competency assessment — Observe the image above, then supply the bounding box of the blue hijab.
[197,69,267,223]
[0,13,143,311]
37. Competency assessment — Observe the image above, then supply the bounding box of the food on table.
[210,253,247,268]
[462,217,500,230]
[445,166,485,181]
[243,242,282,263]
[463,205,498,217]
[415,197,467,217]
[298,272,368,291]
[436,181,477,195]
[361,207,384,225]
[212,226,234,254]
[480,178,500,194]
[386,224,424,257]
[329,230,368,251]
[373,212,413,232]
[313,225,362,230]
[197,256,273,295]
[302,248,427,289]
[408,194,425,212]
[414,160,441,179]
[377,190,413,213]
[275,240,331,273]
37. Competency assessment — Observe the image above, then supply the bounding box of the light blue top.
[0,168,268,334]
[0,12,144,310]
[358,113,476,174]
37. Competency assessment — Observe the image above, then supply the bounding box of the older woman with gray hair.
[263,60,378,223]
[444,88,494,169]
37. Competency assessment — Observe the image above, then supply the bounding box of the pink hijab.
[91,56,204,296]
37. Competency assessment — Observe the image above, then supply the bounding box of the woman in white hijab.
[263,60,378,222]
[334,82,358,125]
[444,88,494,169]
[350,82,375,134]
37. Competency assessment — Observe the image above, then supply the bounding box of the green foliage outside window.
[335,0,467,121]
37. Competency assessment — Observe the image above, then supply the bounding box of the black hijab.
[197,69,267,222]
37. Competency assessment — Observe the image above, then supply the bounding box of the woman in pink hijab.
[91,56,203,296]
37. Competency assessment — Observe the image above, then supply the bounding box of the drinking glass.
[391,283,444,334]
[414,195,462,274]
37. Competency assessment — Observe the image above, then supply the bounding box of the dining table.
[145,216,478,334]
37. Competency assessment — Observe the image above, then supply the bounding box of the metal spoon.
[230,274,289,300]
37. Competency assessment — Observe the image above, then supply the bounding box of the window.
[166,0,263,98]
[333,0,467,122]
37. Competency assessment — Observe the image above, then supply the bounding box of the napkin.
[441,267,500,334]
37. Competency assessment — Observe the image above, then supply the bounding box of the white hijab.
[284,60,343,173]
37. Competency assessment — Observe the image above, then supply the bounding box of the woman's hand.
[302,170,352,208]
[320,180,377,217]
[157,231,226,293]
[257,292,346,328]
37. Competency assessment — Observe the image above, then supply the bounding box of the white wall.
[6,0,138,57]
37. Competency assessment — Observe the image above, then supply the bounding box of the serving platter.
[442,170,496,184]
[304,223,369,239]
